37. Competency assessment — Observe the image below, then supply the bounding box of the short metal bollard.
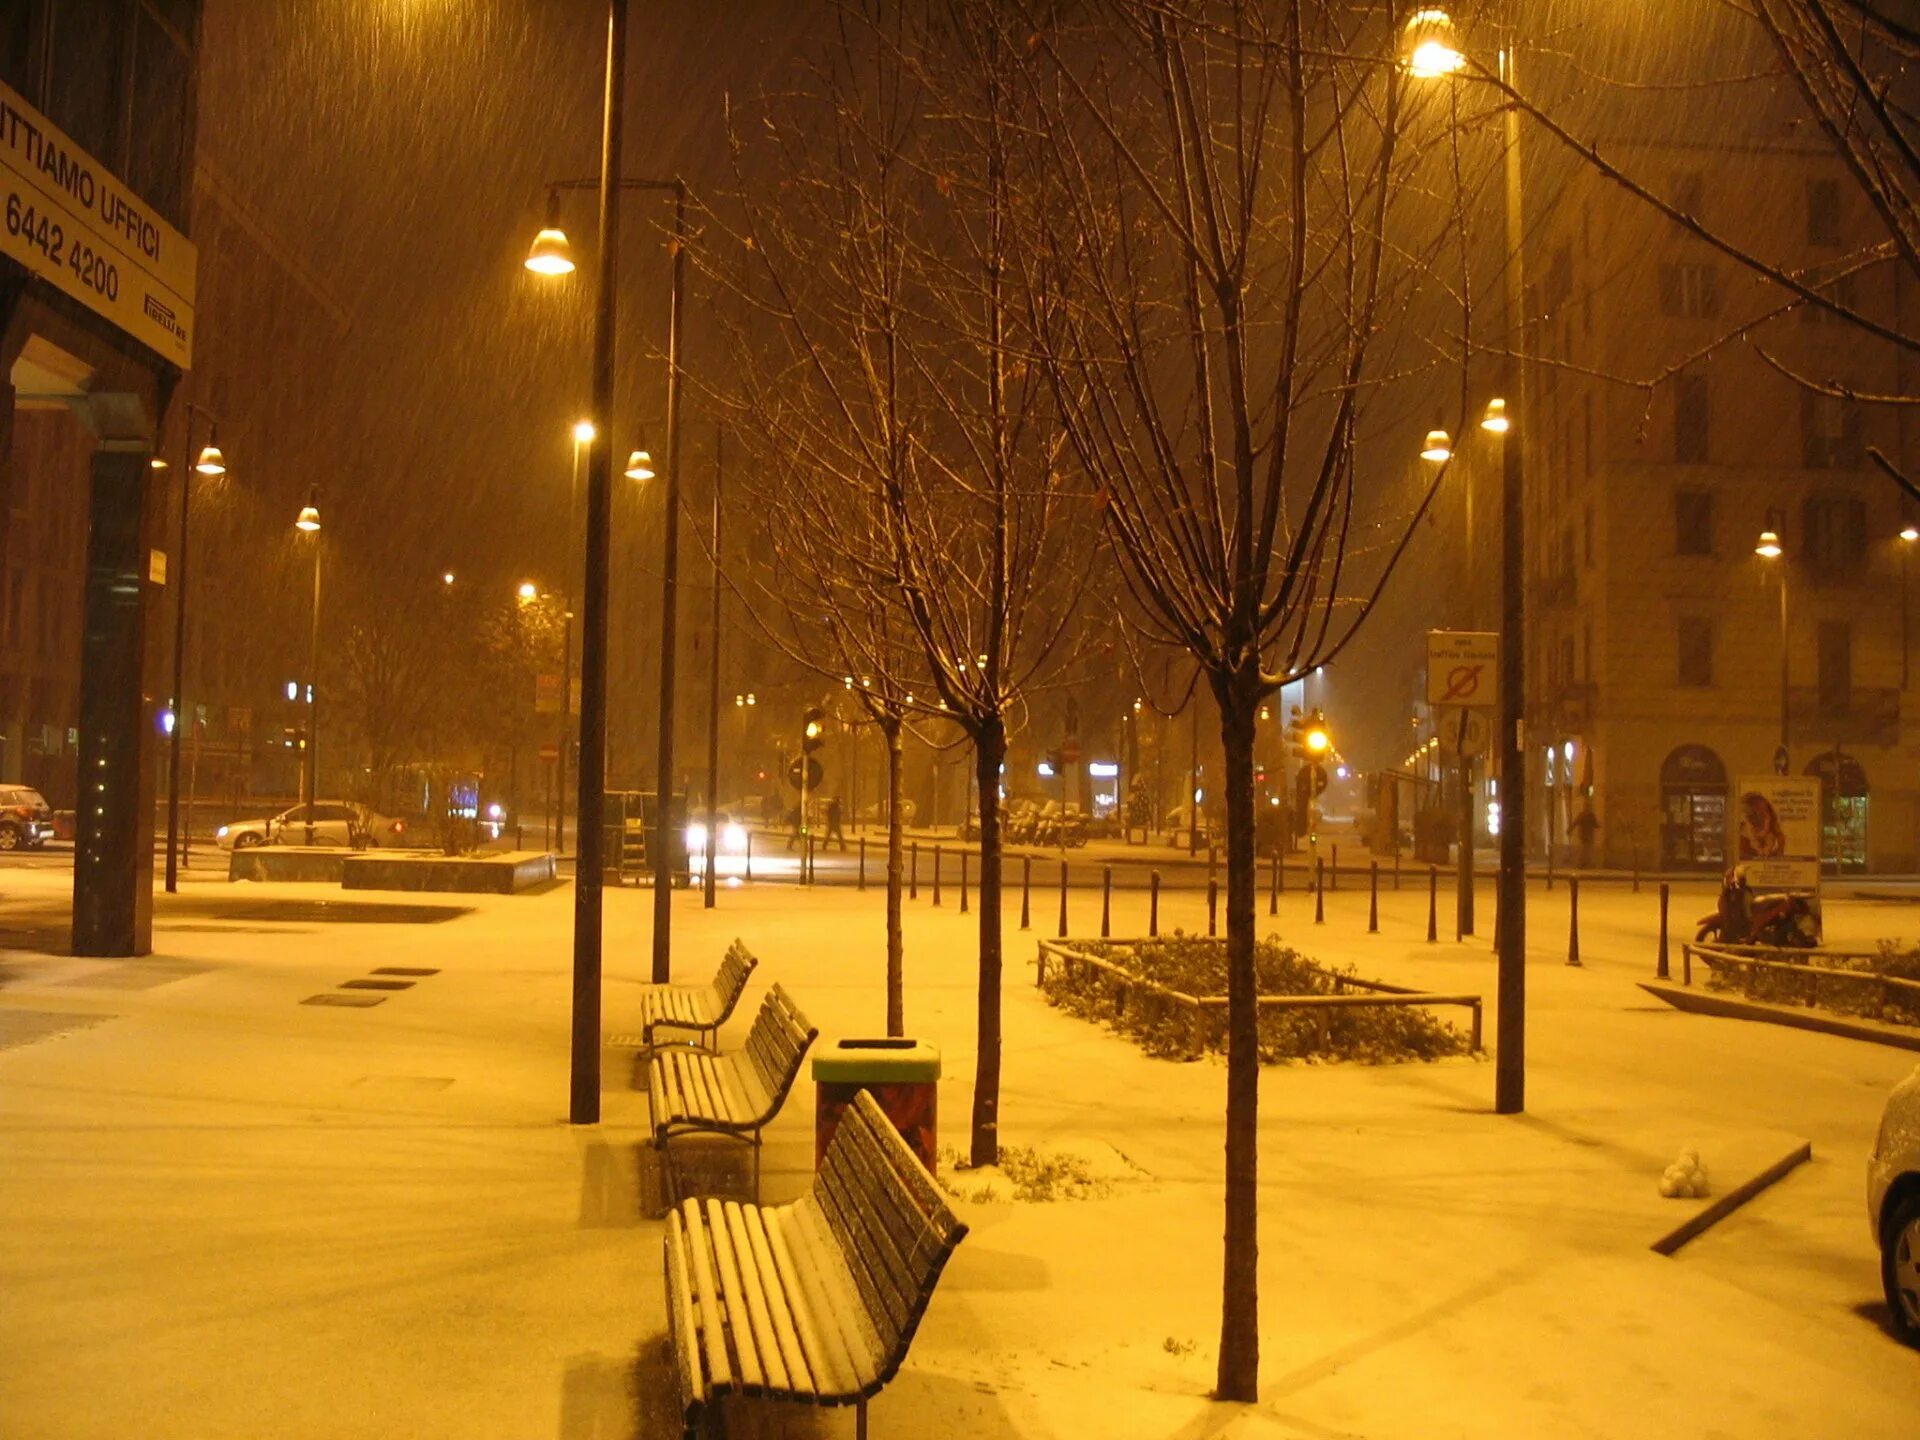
[960,849,969,914]
[1427,865,1438,943]
[1058,860,1069,938]
[858,835,867,891]
[1657,882,1670,979]
[1314,859,1325,924]
[910,840,919,900]
[1101,866,1112,937]
[1020,855,1032,930]
[1269,849,1279,915]
[1368,861,1379,933]
[932,844,943,907]
[1149,869,1161,936]
[745,830,753,882]
[1567,875,1582,967]
[1208,878,1218,936]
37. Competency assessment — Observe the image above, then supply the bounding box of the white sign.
[1427,630,1498,707]
[0,82,197,367]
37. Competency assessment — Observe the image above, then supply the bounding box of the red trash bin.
[812,1038,941,1173]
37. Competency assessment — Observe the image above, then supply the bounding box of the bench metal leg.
[857,1398,868,1440]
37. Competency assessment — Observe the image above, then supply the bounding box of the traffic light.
[802,706,826,754]
[1286,706,1332,762]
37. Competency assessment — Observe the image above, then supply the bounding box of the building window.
[0,2,34,97]
[1801,270,1858,325]
[1675,489,1714,555]
[1659,262,1720,318]
[1677,617,1713,687]
[1817,620,1851,712]
[129,6,193,225]
[1675,170,1705,217]
[1675,375,1709,463]
[1803,493,1868,575]
[45,0,127,164]
[1808,178,1841,247]
[1802,391,1864,469]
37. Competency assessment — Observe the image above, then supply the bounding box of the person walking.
[826,795,847,851]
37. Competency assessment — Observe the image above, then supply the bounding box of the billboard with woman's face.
[1735,777,1820,890]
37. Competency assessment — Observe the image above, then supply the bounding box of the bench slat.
[664,1209,707,1423]
[705,1197,767,1394]
[764,1205,863,1399]
[743,1203,817,1399]
[681,1199,735,1395]
[724,1199,794,1396]
[818,1136,917,1342]
[791,1197,886,1389]
[835,1109,943,1291]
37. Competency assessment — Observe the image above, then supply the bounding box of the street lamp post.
[557,419,596,858]
[704,429,723,909]
[162,408,226,893]
[524,0,688,1120]
[295,489,322,845]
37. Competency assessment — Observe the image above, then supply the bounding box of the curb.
[1650,1140,1813,1257]
[1637,981,1920,1054]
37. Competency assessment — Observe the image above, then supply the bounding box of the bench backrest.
[741,983,816,1118]
[710,940,757,1025]
[815,1089,968,1380]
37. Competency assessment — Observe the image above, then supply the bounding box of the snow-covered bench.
[649,983,816,1206]
[637,939,758,1061]
[662,1089,968,1440]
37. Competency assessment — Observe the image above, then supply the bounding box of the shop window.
[1802,493,1867,574]
[1659,263,1720,318]
[1674,375,1709,463]
[1802,392,1864,469]
[1677,617,1713,687]
[1808,178,1841,247]
[1674,489,1713,554]
[1817,621,1851,713]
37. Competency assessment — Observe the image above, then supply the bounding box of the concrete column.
[72,444,160,957]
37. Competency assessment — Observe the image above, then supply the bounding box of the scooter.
[1696,868,1818,947]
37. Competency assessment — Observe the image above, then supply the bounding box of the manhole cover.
[370,967,439,977]
[341,978,413,991]
[302,993,386,1007]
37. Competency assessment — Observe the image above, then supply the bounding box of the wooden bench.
[649,983,817,1206]
[638,939,758,1060]
[663,1089,968,1439]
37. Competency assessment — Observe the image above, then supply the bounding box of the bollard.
[1368,861,1379,933]
[1331,844,1339,889]
[1567,875,1582,966]
[1427,865,1438,943]
[1547,847,1555,892]
[858,835,867,891]
[1314,859,1325,924]
[1058,860,1069,938]
[932,844,943,907]
[806,831,816,885]
[745,830,753,882]
[1269,849,1279,916]
[1657,882,1671,979]
[1208,878,1219,936]
[910,840,919,900]
[1020,855,1032,930]
[1101,866,1112,937]
[960,849,970,914]
[1208,845,1217,889]
[1149,870,1161,936]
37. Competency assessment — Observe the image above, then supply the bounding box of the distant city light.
[1037,761,1056,778]
[572,419,597,444]
[1088,762,1119,778]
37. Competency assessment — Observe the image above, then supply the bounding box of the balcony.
[1786,686,1901,747]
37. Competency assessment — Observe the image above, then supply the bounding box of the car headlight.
[686,822,707,853]
[722,822,748,853]
[216,825,229,839]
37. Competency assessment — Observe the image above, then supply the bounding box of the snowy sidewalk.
[1,868,1917,1437]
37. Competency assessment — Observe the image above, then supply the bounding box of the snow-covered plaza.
[3,868,1918,1438]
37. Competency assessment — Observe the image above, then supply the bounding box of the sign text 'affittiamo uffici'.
[0,80,196,368]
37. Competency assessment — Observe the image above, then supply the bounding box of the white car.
[217,802,367,849]
[1870,1063,1920,1346]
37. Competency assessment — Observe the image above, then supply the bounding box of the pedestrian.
[1571,804,1599,869]
[784,802,803,852]
[826,795,847,851]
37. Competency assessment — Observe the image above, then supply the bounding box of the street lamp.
[163,404,229,893]
[294,487,323,845]
[1757,515,1789,768]
[1407,6,1529,1114]
[524,2,689,1122]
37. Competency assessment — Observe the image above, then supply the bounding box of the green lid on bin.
[811,1037,941,1083]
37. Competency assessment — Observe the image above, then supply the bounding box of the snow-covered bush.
[1703,942,1920,1027]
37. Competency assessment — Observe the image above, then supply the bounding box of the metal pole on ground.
[910,840,919,900]
[1657,882,1671,979]
[1149,869,1160,936]
[1269,849,1279,915]
[1020,855,1031,929]
[1101,866,1112,937]
[932,844,942,907]
[1368,861,1379,933]
[744,830,752,882]
[857,835,866,891]
[1567,875,1582,966]
[1208,877,1218,936]
[1057,860,1069,938]
[1314,859,1325,924]
[959,850,969,914]
[1427,865,1439,943]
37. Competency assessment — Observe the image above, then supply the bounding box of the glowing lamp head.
[195,444,227,476]
[1902,525,1919,543]
[294,504,320,533]
[572,420,597,444]
[1404,9,1466,78]
[1755,529,1783,559]
[1480,397,1510,434]
[625,449,655,481]
[1421,428,1453,462]
[1305,727,1331,755]
[150,456,168,471]
[517,581,539,601]
[525,226,575,276]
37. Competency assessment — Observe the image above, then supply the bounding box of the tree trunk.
[969,714,1008,1166]
[1215,677,1260,1402]
[885,717,905,1038]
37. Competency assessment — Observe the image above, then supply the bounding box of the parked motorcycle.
[1695,867,1818,947]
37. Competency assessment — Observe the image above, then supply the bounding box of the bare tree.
[1016,1,1465,1401]
[705,0,1097,1165]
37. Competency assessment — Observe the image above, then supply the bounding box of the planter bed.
[1682,942,1920,1029]
[1034,935,1479,1063]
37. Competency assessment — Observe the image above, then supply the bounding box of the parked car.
[1870,1063,1920,1346]
[0,785,53,850]
[216,801,369,849]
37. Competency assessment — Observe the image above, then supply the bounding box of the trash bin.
[813,1038,941,1173]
